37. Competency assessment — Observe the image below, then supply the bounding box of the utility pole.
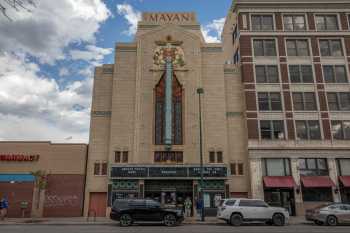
[197,87,205,221]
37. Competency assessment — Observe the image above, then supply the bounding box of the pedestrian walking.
[184,197,192,217]
[196,197,203,220]
[0,195,8,220]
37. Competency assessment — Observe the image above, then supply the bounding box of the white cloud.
[0,53,91,142]
[201,17,226,43]
[70,45,113,63]
[116,3,141,36]
[59,67,70,77]
[0,0,111,64]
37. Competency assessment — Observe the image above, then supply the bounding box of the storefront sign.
[110,166,227,178]
[143,12,195,23]
[149,167,187,177]
[0,154,40,162]
[111,167,148,177]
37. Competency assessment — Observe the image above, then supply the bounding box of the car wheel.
[119,214,132,227]
[314,220,324,226]
[230,213,243,226]
[272,213,285,226]
[326,215,338,226]
[163,214,177,227]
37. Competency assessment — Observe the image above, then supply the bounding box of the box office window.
[252,15,274,31]
[299,158,328,176]
[286,39,310,56]
[289,65,313,83]
[255,65,279,83]
[337,159,350,176]
[154,151,183,163]
[292,92,317,111]
[258,92,282,111]
[319,39,343,56]
[327,92,350,111]
[260,120,285,140]
[296,120,321,140]
[253,39,277,56]
[331,121,350,140]
[323,65,348,83]
[262,158,291,176]
[316,15,339,31]
[283,15,306,31]
[302,188,333,202]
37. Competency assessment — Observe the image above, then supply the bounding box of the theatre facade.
[84,12,250,216]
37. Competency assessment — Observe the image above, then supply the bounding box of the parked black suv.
[110,199,184,227]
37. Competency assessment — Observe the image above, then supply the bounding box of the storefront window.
[302,188,333,202]
[262,158,291,176]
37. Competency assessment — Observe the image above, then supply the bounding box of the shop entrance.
[144,180,193,210]
[264,188,296,216]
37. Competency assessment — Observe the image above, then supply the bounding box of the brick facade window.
[209,151,224,163]
[217,151,223,163]
[260,120,285,140]
[319,39,343,56]
[258,92,282,111]
[327,92,350,111]
[262,158,291,176]
[315,15,339,31]
[323,65,348,83]
[286,39,309,56]
[292,92,317,111]
[94,162,107,176]
[115,151,128,163]
[283,15,306,31]
[296,120,321,140]
[255,65,279,83]
[253,39,277,56]
[331,120,350,140]
[230,163,244,175]
[209,151,215,163]
[115,151,121,163]
[289,65,313,83]
[122,151,128,163]
[251,15,274,31]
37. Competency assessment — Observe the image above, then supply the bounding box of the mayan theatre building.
[84,12,250,217]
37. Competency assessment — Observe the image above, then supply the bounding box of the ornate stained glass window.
[155,74,183,145]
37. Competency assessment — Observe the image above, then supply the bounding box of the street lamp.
[197,87,205,221]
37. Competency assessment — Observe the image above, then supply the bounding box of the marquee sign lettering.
[143,13,196,23]
[0,154,40,162]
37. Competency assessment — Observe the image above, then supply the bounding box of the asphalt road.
[1,224,350,233]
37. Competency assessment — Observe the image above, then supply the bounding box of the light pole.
[197,87,205,222]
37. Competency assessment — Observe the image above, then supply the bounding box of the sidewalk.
[0,216,307,226]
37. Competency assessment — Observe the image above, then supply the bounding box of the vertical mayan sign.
[154,36,185,150]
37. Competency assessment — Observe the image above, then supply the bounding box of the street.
[1,224,350,233]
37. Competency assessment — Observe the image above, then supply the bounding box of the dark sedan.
[110,199,184,227]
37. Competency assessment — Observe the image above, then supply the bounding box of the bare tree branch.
[0,0,36,20]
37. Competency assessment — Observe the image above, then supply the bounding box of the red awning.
[263,176,296,188]
[300,176,335,188]
[339,176,350,187]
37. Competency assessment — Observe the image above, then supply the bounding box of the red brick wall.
[340,13,349,31]
[247,119,259,139]
[240,36,252,57]
[344,36,350,56]
[0,182,34,217]
[245,91,257,111]
[322,119,331,140]
[43,174,85,217]
[308,13,315,31]
[275,13,283,31]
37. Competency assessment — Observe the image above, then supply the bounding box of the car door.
[129,200,148,221]
[339,204,350,223]
[238,200,260,220]
[145,200,162,221]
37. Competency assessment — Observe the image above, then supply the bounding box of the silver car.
[305,203,350,226]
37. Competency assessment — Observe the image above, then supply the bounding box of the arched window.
[155,74,183,145]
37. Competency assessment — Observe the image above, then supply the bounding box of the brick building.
[0,141,87,217]
[223,0,350,215]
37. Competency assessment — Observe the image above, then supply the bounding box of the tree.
[0,0,36,20]
[31,170,48,209]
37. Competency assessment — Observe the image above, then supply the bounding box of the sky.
[0,0,232,143]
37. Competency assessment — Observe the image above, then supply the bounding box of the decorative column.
[164,55,173,150]
[291,158,303,216]
[249,158,264,199]
[328,158,341,202]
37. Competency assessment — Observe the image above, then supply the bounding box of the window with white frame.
[323,65,348,83]
[292,92,318,111]
[327,92,350,111]
[253,39,277,56]
[283,15,306,31]
[258,92,282,111]
[296,120,321,140]
[251,15,274,31]
[286,39,310,56]
[319,39,343,56]
[315,15,339,31]
[255,65,279,83]
[259,120,285,140]
[289,65,313,83]
[262,158,291,176]
[331,120,350,140]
